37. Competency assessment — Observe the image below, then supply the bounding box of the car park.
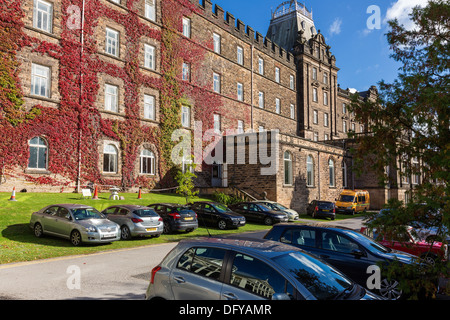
[306,200,336,220]
[102,205,163,240]
[30,204,120,246]
[253,200,299,221]
[189,201,246,230]
[147,203,198,234]
[264,223,420,300]
[229,202,288,225]
[145,236,382,300]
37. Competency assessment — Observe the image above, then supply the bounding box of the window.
[313,132,318,142]
[290,104,295,119]
[342,103,347,114]
[237,82,243,101]
[237,46,243,65]
[312,88,318,102]
[323,72,328,85]
[312,67,317,80]
[144,44,155,70]
[182,62,190,81]
[290,75,295,90]
[182,17,191,38]
[412,158,420,185]
[105,84,118,112]
[28,137,48,170]
[230,253,293,299]
[275,67,280,83]
[213,33,221,54]
[258,125,264,132]
[313,110,318,124]
[31,63,50,98]
[324,113,329,127]
[275,98,281,114]
[323,91,328,106]
[145,0,156,21]
[213,72,221,93]
[258,58,264,75]
[360,124,364,133]
[281,228,316,247]
[343,120,347,133]
[258,91,264,108]
[103,144,118,173]
[284,151,293,185]
[143,94,155,120]
[213,114,221,133]
[307,155,314,187]
[329,159,335,187]
[177,247,226,281]
[33,0,53,33]
[351,122,355,132]
[182,154,194,173]
[140,149,155,175]
[324,133,329,141]
[237,120,244,134]
[105,27,119,57]
[181,105,190,128]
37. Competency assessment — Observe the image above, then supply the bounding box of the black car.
[264,223,418,300]
[306,200,336,220]
[147,203,198,234]
[229,202,288,225]
[189,201,246,230]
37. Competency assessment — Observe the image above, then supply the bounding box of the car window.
[134,209,158,217]
[56,207,71,219]
[248,204,259,212]
[118,208,129,216]
[239,203,248,210]
[230,253,294,299]
[204,204,214,213]
[321,231,359,253]
[72,208,105,220]
[177,247,226,281]
[104,207,118,214]
[281,229,316,247]
[44,206,59,215]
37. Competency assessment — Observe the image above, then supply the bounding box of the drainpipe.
[250,44,254,131]
[317,150,321,200]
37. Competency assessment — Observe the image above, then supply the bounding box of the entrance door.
[211,164,222,187]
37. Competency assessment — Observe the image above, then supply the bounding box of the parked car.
[335,189,370,215]
[229,202,288,225]
[264,223,420,299]
[360,225,448,265]
[306,200,336,220]
[30,204,120,246]
[145,236,382,300]
[102,205,163,240]
[189,201,246,230]
[253,200,299,221]
[147,203,198,234]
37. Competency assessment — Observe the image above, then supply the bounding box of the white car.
[253,200,299,221]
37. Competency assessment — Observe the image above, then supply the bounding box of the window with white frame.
[145,0,156,21]
[324,133,329,141]
[360,124,364,133]
[28,137,48,170]
[313,88,318,102]
[323,91,328,105]
[290,104,295,119]
[258,91,264,108]
[182,17,191,38]
[33,0,53,33]
[258,125,264,132]
[329,158,335,187]
[213,33,221,54]
[306,155,314,187]
[237,120,244,134]
[182,154,194,173]
[237,82,243,101]
[144,44,155,70]
[213,72,221,93]
[275,67,280,83]
[237,46,243,65]
[324,113,329,127]
[181,105,190,128]
[323,72,328,85]
[351,122,355,132]
[312,67,317,80]
[105,84,118,112]
[143,94,155,120]
[105,27,119,57]
[343,120,347,133]
[342,103,347,114]
[284,151,293,185]
[313,132,318,141]
[31,63,50,98]
[103,144,118,173]
[182,62,190,81]
[313,110,318,124]
[140,149,155,175]
[258,58,264,75]
[290,75,295,90]
[275,98,281,114]
[213,114,221,133]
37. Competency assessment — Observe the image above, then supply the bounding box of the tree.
[175,159,199,205]
[349,0,449,299]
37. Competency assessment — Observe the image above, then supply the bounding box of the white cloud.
[384,0,430,30]
[329,18,342,36]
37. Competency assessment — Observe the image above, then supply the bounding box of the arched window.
[140,149,155,175]
[329,159,335,187]
[307,155,314,187]
[103,144,118,173]
[284,151,293,185]
[28,137,48,170]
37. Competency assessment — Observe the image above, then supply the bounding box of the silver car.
[145,237,383,300]
[102,205,163,240]
[30,204,120,246]
[253,200,299,221]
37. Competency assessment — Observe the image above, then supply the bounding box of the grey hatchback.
[102,205,163,240]
[145,237,382,300]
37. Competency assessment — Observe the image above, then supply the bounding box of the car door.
[170,247,226,300]
[232,203,248,220]
[103,206,119,223]
[316,230,374,286]
[53,207,74,238]
[306,201,315,216]
[41,206,60,234]
[202,204,217,225]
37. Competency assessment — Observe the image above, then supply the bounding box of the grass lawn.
[0,191,365,265]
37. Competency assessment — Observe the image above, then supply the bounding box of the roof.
[272,222,355,232]
[104,204,151,210]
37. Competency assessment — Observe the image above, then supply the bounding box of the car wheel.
[217,220,227,230]
[121,225,131,240]
[70,230,82,246]
[163,222,172,234]
[379,278,403,300]
[264,217,273,226]
[34,223,44,238]
[421,253,436,266]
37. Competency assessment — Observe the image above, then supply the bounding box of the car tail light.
[169,213,181,219]
[150,265,161,284]
[315,206,318,212]
[158,217,163,222]
[333,208,336,213]
[131,218,144,223]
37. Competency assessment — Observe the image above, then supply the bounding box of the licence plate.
[146,228,157,232]
[240,221,245,224]
[184,217,194,221]
[323,210,329,212]
[102,233,116,239]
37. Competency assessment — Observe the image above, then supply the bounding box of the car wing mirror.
[351,249,364,258]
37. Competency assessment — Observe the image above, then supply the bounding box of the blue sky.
[205,0,428,92]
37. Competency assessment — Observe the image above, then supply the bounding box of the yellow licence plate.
[184,217,194,221]
[146,228,157,232]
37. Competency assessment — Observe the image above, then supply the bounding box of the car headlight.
[85,226,97,232]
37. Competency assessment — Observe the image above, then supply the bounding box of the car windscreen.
[257,204,272,212]
[273,252,353,300]
[317,202,334,209]
[134,209,159,217]
[214,203,231,213]
[338,195,355,202]
[72,208,105,220]
[273,203,288,210]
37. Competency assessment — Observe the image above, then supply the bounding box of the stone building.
[0,0,407,212]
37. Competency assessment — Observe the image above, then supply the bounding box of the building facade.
[0,0,409,211]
